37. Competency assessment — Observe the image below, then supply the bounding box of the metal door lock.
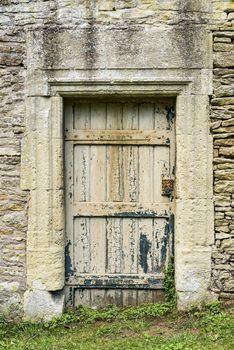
[162,177,174,196]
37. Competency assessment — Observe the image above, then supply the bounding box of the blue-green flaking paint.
[65,240,73,277]
[139,233,151,273]
[112,211,168,218]
[66,274,163,289]
[160,219,170,268]
[170,214,175,256]
[67,287,74,307]
[166,106,175,130]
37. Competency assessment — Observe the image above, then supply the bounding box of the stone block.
[99,0,114,11]
[220,292,234,299]
[27,247,64,291]
[212,97,234,106]
[176,134,213,199]
[215,168,234,180]
[115,0,137,9]
[24,290,64,321]
[214,85,234,98]
[214,36,232,43]
[27,189,64,232]
[50,96,63,139]
[216,232,233,239]
[215,181,234,193]
[21,134,63,191]
[213,42,233,51]
[175,199,214,247]
[227,12,234,21]
[25,97,51,136]
[175,247,217,309]
[224,280,234,291]
[219,146,234,157]
[223,119,234,127]
[26,26,212,70]
[176,95,210,136]
[221,238,234,254]
[214,52,234,67]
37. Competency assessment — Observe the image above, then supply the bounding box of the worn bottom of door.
[64,98,175,308]
[65,288,166,308]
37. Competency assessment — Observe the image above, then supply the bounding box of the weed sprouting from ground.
[0,301,233,350]
[42,301,174,329]
[163,256,176,304]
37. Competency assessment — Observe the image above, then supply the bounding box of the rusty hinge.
[162,177,174,196]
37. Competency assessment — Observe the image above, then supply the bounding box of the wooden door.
[64,98,175,308]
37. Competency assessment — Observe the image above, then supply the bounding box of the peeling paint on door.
[64,98,175,308]
[139,233,151,274]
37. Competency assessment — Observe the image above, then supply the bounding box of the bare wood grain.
[72,202,170,217]
[65,130,171,145]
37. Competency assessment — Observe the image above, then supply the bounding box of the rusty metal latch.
[162,177,174,196]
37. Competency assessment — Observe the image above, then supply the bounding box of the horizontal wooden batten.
[72,202,170,218]
[66,274,164,289]
[65,130,170,145]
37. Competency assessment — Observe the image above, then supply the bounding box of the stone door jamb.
[21,80,215,320]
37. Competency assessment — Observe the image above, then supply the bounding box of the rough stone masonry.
[211,1,234,301]
[0,0,233,320]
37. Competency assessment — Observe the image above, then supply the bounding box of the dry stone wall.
[211,1,234,301]
[0,22,27,319]
[0,0,233,319]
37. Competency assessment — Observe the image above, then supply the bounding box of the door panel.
[64,98,175,308]
[72,145,170,204]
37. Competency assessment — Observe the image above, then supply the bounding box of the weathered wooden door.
[64,98,175,308]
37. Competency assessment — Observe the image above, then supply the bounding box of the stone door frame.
[21,79,215,320]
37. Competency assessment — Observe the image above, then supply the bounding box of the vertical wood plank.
[90,218,106,274]
[106,146,123,202]
[64,100,74,132]
[73,103,91,203]
[113,290,123,307]
[122,103,138,130]
[90,290,106,308]
[137,290,153,305]
[90,103,107,202]
[64,102,75,308]
[106,218,122,273]
[90,145,106,202]
[138,218,153,274]
[139,146,154,202]
[74,145,90,202]
[139,103,154,130]
[64,141,74,277]
[123,146,139,202]
[122,218,138,274]
[104,290,115,306]
[122,290,138,307]
[90,103,106,129]
[138,104,154,201]
[75,289,91,307]
[152,290,166,303]
[106,103,122,130]
[169,105,176,175]
[152,218,169,273]
[154,101,169,130]
[65,286,74,309]
[74,218,90,273]
[74,103,90,130]
[153,146,170,203]
[104,290,123,307]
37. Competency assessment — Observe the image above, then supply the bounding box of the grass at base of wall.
[0,301,233,350]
